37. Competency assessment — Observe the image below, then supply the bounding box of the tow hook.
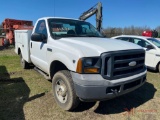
[111,89,118,95]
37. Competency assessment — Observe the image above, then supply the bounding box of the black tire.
[20,53,29,69]
[52,70,80,111]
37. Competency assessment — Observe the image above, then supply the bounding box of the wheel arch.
[18,47,21,55]
[156,61,160,72]
[49,53,77,79]
[50,60,69,79]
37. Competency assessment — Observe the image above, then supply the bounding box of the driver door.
[30,20,48,72]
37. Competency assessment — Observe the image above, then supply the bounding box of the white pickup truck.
[15,17,147,111]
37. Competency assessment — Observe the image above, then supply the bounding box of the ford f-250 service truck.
[15,17,147,111]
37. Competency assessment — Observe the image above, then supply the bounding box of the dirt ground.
[0,47,160,120]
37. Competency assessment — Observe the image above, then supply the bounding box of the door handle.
[31,42,32,48]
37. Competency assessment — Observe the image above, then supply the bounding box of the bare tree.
[103,25,154,38]
[156,26,160,31]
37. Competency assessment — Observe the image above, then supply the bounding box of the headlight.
[84,58,92,66]
[76,57,101,74]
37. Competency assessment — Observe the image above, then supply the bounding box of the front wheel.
[52,70,80,111]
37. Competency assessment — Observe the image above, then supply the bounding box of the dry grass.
[0,47,160,120]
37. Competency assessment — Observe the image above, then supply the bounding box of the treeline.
[0,24,160,38]
[103,26,160,38]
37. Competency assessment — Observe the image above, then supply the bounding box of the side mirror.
[31,33,47,42]
[146,45,154,50]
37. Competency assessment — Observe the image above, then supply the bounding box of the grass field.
[0,47,160,120]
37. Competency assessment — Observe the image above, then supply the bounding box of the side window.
[34,20,48,37]
[121,37,129,41]
[121,37,133,43]
[115,37,134,43]
[115,37,122,40]
[133,38,151,48]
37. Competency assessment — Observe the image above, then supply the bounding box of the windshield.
[147,38,160,48]
[48,18,103,39]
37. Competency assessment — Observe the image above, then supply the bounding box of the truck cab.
[15,17,147,111]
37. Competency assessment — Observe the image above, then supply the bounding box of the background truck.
[142,30,158,38]
[15,17,147,111]
[2,18,33,46]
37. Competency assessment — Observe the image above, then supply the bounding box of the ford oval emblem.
[129,61,137,67]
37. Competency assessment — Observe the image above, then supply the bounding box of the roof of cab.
[38,17,82,21]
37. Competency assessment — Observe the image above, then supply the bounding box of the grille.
[101,49,146,80]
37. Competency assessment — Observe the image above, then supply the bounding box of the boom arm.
[79,2,102,32]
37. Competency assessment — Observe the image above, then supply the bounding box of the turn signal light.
[84,68,99,73]
[76,59,83,73]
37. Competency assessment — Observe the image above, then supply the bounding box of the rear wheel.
[158,63,160,73]
[52,70,80,111]
[20,53,29,69]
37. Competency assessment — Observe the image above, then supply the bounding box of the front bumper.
[71,70,146,101]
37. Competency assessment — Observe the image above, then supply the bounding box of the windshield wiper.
[85,34,104,38]
[53,34,104,39]
[54,34,79,39]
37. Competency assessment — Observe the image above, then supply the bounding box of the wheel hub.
[55,79,68,103]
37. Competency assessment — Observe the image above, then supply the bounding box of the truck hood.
[58,37,142,57]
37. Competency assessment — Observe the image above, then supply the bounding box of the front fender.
[48,53,78,72]
[153,55,160,68]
